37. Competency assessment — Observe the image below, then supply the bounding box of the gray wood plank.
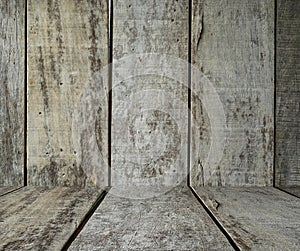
[0,187,101,250]
[193,186,300,250]
[27,0,109,187]
[0,0,24,187]
[112,0,189,196]
[275,0,300,187]
[191,0,274,186]
[70,185,234,250]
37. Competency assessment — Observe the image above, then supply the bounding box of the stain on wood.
[191,0,274,186]
[27,0,109,187]
[275,0,300,188]
[0,0,25,187]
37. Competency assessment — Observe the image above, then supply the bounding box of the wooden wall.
[276,0,300,187]
[111,0,188,196]
[0,1,25,186]
[27,0,109,188]
[191,0,274,186]
[2,0,295,189]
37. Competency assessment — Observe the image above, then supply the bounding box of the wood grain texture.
[27,0,109,187]
[0,0,24,187]
[275,0,300,188]
[193,186,300,250]
[191,0,274,186]
[112,0,188,195]
[0,187,101,250]
[70,185,234,250]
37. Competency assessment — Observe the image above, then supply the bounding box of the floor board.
[70,185,234,250]
[0,187,101,250]
[193,186,300,250]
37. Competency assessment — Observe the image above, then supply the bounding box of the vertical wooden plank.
[191,0,274,186]
[27,0,109,187]
[0,1,25,186]
[112,0,188,197]
[276,0,300,188]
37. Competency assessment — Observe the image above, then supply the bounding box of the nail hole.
[171,18,174,22]
[60,148,63,152]
[39,112,42,115]
[60,82,63,86]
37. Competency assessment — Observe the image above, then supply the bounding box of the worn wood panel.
[112,0,188,196]
[0,187,101,250]
[191,0,274,186]
[27,0,109,187]
[0,1,24,187]
[193,186,300,250]
[70,185,234,250]
[275,0,300,188]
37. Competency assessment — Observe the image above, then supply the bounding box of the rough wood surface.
[193,186,300,250]
[275,0,300,188]
[0,187,101,250]
[27,0,109,187]
[0,0,24,187]
[191,0,274,186]
[70,185,233,250]
[112,0,188,196]
[0,186,19,196]
[280,186,300,197]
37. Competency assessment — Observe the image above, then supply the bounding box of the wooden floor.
[0,187,101,251]
[0,186,299,250]
[70,185,234,250]
[192,186,300,250]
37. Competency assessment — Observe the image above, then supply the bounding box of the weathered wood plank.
[193,186,300,250]
[0,0,24,187]
[112,0,189,196]
[191,0,274,186]
[0,187,101,250]
[27,0,109,187]
[70,185,234,250]
[275,0,300,188]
